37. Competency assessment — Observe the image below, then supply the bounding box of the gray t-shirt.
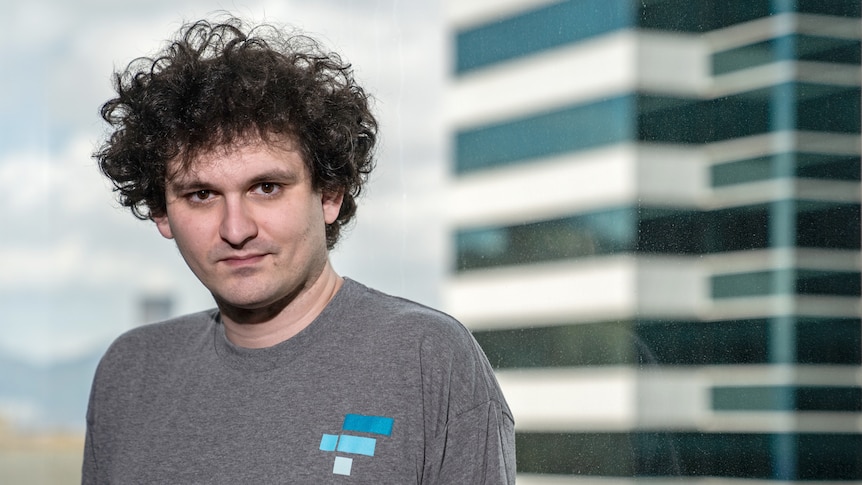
[82,279,515,484]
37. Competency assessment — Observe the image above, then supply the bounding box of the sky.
[0,0,448,364]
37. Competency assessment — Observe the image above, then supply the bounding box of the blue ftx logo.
[319,414,394,476]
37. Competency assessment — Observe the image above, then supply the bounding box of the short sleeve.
[81,414,97,484]
[422,399,516,484]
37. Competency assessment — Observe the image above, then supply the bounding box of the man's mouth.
[219,253,268,266]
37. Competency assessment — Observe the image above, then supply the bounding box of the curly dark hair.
[95,16,377,249]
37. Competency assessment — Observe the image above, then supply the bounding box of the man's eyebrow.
[166,168,302,193]
[165,176,208,194]
[246,169,302,185]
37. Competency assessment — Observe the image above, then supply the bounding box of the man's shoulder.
[342,280,512,420]
[340,279,467,338]
[338,279,484,359]
[98,310,217,366]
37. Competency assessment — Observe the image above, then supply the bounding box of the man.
[83,16,515,484]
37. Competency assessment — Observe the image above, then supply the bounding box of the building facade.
[443,1,861,482]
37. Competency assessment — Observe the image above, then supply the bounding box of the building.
[138,294,174,325]
[443,1,861,482]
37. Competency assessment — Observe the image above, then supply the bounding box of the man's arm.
[423,399,516,484]
[81,368,100,485]
[81,417,97,484]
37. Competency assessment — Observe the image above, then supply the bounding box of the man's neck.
[218,263,344,349]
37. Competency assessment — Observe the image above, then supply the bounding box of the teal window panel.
[455,0,858,75]
[455,0,634,74]
[711,269,861,298]
[454,84,858,176]
[712,155,778,186]
[713,35,790,75]
[712,386,862,412]
[515,431,862,479]
[711,153,861,187]
[473,322,642,368]
[712,271,776,298]
[714,35,861,76]
[454,96,634,174]
[456,207,637,270]
[456,0,792,76]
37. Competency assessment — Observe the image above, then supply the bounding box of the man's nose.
[219,197,258,247]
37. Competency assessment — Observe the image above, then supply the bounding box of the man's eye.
[189,190,211,201]
[255,183,280,195]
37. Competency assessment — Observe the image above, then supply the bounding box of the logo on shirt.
[319,413,395,476]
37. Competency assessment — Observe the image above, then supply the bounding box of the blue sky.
[0,0,447,364]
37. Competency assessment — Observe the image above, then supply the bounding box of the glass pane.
[450,1,862,482]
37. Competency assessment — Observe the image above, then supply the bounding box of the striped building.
[443,1,861,482]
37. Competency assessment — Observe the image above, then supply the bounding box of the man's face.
[154,139,343,313]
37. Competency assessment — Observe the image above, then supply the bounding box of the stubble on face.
[155,137,344,335]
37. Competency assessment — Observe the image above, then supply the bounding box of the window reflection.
[456,202,860,270]
[447,0,861,482]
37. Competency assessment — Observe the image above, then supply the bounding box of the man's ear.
[321,191,345,225]
[153,214,175,239]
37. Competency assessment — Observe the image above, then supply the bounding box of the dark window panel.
[797,317,862,364]
[712,386,862,411]
[714,35,861,76]
[796,201,861,249]
[636,319,771,365]
[712,270,861,298]
[712,153,861,187]
[456,208,637,271]
[455,201,858,271]
[797,84,861,133]
[638,0,772,32]
[515,431,862,479]
[472,318,861,368]
[796,0,861,17]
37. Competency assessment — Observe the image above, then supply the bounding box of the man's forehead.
[166,138,305,183]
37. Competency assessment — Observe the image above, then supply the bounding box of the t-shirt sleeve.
[414,310,517,484]
[81,342,109,485]
[422,399,516,484]
[81,413,97,484]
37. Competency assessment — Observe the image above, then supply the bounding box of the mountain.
[0,350,103,432]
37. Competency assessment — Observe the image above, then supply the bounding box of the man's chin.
[212,292,295,323]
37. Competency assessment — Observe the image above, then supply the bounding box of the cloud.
[0,0,446,363]
[0,135,176,290]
